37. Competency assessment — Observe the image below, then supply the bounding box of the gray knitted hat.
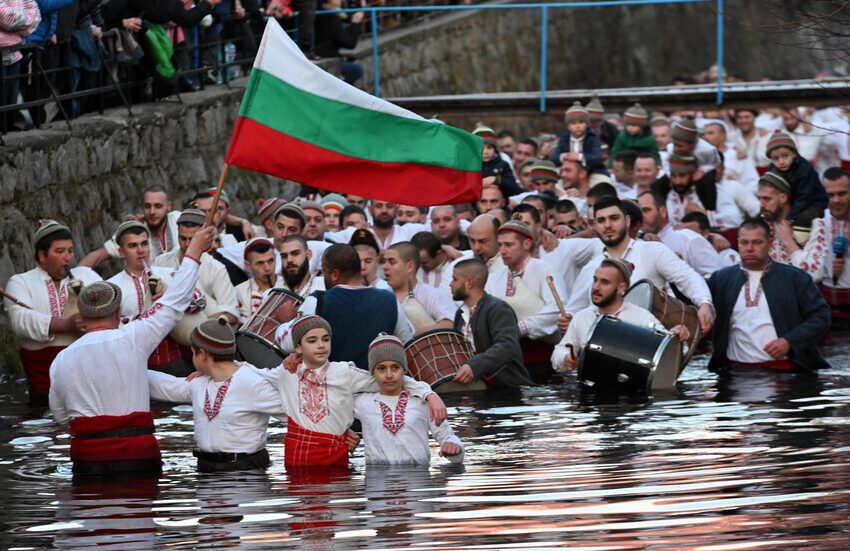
[321,193,347,213]
[671,118,699,144]
[33,219,71,247]
[298,199,324,214]
[600,258,634,285]
[759,171,792,196]
[78,281,122,319]
[191,317,236,355]
[368,333,409,373]
[585,95,604,120]
[177,208,207,227]
[257,197,283,224]
[623,103,649,126]
[497,219,534,241]
[291,314,332,346]
[565,101,590,123]
[114,217,149,244]
[275,202,307,226]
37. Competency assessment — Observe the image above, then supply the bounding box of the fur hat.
[368,333,409,373]
[349,228,380,255]
[291,314,332,346]
[191,317,236,355]
[78,281,122,319]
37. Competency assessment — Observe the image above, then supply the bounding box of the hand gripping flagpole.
[205,163,230,227]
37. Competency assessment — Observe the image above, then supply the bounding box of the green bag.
[144,22,176,79]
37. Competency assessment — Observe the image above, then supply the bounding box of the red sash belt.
[19,346,64,397]
[69,411,161,463]
[284,418,348,468]
[727,359,796,371]
[520,337,553,366]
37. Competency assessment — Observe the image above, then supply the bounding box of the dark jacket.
[551,127,608,175]
[595,120,619,149]
[482,156,521,198]
[102,0,213,29]
[314,12,361,58]
[707,260,831,372]
[651,169,720,212]
[453,293,534,388]
[768,154,829,221]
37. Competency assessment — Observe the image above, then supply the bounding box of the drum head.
[236,331,285,369]
[623,280,654,310]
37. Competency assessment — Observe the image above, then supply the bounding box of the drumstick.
[0,287,32,309]
[546,275,569,319]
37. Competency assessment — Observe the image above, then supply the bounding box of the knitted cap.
[671,118,698,144]
[33,219,71,247]
[298,199,324,214]
[668,154,697,174]
[759,171,792,196]
[78,281,122,319]
[114,216,149,244]
[275,202,307,226]
[177,208,207,227]
[243,237,274,261]
[529,161,559,183]
[368,333,408,373]
[257,197,283,224]
[322,193,347,213]
[472,125,498,147]
[623,103,648,126]
[498,219,534,241]
[518,157,539,172]
[765,130,797,157]
[191,317,236,355]
[600,258,634,285]
[291,314,332,346]
[202,187,229,206]
[350,228,380,254]
[585,95,604,120]
[650,115,671,126]
[622,197,643,223]
[565,101,589,123]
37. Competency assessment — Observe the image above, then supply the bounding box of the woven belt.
[193,449,265,463]
[76,425,155,440]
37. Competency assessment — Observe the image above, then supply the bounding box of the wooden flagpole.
[205,163,230,227]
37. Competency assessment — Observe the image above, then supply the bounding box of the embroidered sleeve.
[790,220,828,282]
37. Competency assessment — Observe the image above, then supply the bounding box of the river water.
[2,337,850,550]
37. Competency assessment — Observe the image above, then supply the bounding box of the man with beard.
[80,184,180,268]
[430,205,470,250]
[326,200,429,250]
[551,258,690,372]
[275,244,413,370]
[5,220,102,403]
[563,195,715,336]
[449,258,533,388]
[279,235,325,298]
[707,218,831,372]
[661,154,741,230]
[666,118,721,180]
[757,172,828,281]
[235,238,281,324]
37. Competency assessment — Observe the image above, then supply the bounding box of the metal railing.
[317,0,725,111]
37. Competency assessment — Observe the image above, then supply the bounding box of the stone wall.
[0,82,297,371]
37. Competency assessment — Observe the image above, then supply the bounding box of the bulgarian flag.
[225,19,483,206]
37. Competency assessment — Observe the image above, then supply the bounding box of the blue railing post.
[716,0,723,105]
[371,10,381,97]
[539,5,548,113]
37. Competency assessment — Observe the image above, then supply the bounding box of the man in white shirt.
[154,209,240,325]
[4,220,101,403]
[397,205,427,225]
[563,195,715,335]
[667,118,720,177]
[730,109,771,191]
[278,234,325,298]
[383,242,456,334]
[663,154,742,230]
[551,258,689,372]
[758,172,829,281]
[411,230,453,294]
[822,167,850,288]
[235,237,281,324]
[634,152,661,194]
[49,226,215,475]
[638,191,725,278]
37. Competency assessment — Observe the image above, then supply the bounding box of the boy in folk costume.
[354,334,464,466]
[256,315,447,468]
[234,237,280,324]
[147,318,287,472]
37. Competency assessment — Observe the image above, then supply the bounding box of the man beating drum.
[551,258,691,372]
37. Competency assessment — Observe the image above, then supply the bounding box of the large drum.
[236,288,303,369]
[623,278,701,368]
[404,329,486,392]
[577,314,682,393]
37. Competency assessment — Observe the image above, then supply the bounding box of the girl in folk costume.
[256,315,447,468]
[354,334,464,466]
[147,318,289,472]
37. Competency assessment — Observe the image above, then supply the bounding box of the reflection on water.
[2,336,850,550]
